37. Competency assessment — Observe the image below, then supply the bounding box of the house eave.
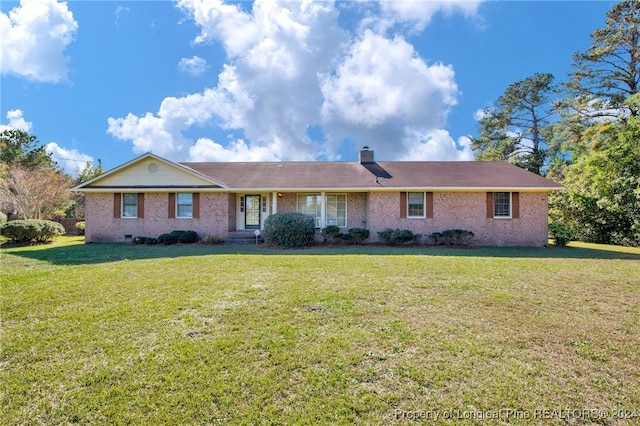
[74,185,564,193]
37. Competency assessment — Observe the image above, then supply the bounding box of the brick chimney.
[359,146,374,163]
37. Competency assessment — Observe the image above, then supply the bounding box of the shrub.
[440,229,474,246]
[1,219,65,244]
[428,232,443,245]
[321,225,341,242]
[263,212,315,248]
[201,234,222,244]
[177,230,198,244]
[133,236,157,245]
[157,230,198,245]
[133,236,146,244]
[157,233,178,245]
[377,228,420,245]
[0,212,7,225]
[75,221,85,236]
[348,228,370,245]
[549,221,575,247]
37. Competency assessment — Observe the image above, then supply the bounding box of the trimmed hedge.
[1,220,65,244]
[377,228,420,245]
[157,230,199,245]
[263,212,315,248]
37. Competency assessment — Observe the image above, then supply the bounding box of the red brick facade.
[85,190,548,246]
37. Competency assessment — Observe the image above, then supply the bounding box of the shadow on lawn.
[3,240,639,265]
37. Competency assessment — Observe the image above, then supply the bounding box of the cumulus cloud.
[320,30,459,159]
[398,130,474,161]
[374,0,483,33]
[178,56,210,76]
[46,142,94,177]
[0,109,33,133]
[108,0,484,162]
[0,0,78,83]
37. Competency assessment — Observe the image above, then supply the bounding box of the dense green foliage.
[347,227,370,245]
[474,2,639,246]
[551,113,640,246]
[321,225,341,242]
[0,219,65,243]
[75,221,85,236]
[548,221,576,247]
[0,129,55,170]
[263,212,316,248]
[472,73,557,175]
[377,228,420,245]
[156,230,199,245]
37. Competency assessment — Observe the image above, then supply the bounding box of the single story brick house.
[72,148,563,246]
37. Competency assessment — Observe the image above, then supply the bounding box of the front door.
[245,195,261,229]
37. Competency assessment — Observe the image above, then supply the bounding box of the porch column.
[272,192,278,214]
[320,191,326,228]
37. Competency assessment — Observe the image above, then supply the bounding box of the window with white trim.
[325,194,347,227]
[297,194,321,227]
[122,193,138,218]
[177,193,193,218]
[407,192,425,218]
[493,192,511,218]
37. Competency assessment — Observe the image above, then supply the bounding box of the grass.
[1,237,639,425]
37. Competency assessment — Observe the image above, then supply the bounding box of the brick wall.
[368,191,548,246]
[84,192,230,243]
[85,190,549,246]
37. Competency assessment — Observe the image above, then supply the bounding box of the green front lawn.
[2,238,639,424]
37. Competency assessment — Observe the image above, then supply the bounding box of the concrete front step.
[225,231,264,245]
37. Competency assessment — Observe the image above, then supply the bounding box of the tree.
[0,165,71,220]
[66,161,105,218]
[0,129,55,170]
[566,0,640,119]
[472,73,557,175]
[551,102,640,246]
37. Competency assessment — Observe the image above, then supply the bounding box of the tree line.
[472,0,639,246]
[0,129,103,224]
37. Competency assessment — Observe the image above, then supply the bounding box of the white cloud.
[399,130,474,161]
[0,0,78,83]
[189,137,281,162]
[320,30,459,159]
[46,142,94,177]
[376,0,483,33]
[0,109,33,132]
[178,56,209,76]
[109,0,484,163]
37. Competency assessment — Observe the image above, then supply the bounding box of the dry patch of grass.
[1,239,639,424]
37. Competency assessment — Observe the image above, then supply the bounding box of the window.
[122,193,138,218]
[493,192,511,218]
[297,194,321,227]
[176,193,193,218]
[407,192,425,218]
[296,193,347,228]
[325,194,346,227]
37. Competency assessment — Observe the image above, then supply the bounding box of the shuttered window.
[488,192,519,219]
[122,193,139,218]
[401,192,433,219]
[169,193,200,219]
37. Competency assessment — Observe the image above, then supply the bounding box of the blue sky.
[1,0,614,176]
